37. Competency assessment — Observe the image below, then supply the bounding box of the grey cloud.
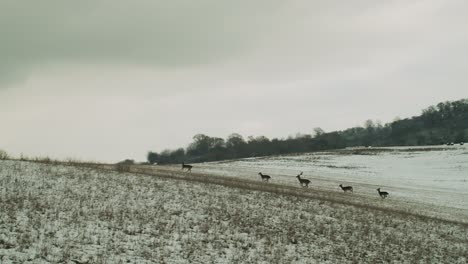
[0,0,286,86]
[2,0,468,161]
[3,0,468,88]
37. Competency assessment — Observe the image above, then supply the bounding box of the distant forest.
[147,98,468,164]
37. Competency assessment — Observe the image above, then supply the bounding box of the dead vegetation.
[0,160,467,263]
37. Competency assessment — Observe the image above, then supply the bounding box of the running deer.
[181,162,192,172]
[258,172,271,182]
[339,184,353,193]
[296,172,310,188]
[377,188,389,199]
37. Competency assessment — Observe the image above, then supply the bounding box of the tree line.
[147,98,468,164]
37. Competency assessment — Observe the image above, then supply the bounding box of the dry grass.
[0,160,467,263]
[120,165,468,226]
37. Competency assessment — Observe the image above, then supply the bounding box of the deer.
[377,188,389,199]
[258,172,271,182]
[339,184,353,193]
[181,162,192,172]
[296,172,310,188]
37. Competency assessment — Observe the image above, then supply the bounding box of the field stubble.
[0,160,467,263]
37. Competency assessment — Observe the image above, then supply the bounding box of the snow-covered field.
[194,145,468,213]
[1,159,468,263]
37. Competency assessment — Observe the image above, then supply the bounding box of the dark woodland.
[147,99,468,164]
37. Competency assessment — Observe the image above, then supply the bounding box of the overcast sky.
[1,0,467,162]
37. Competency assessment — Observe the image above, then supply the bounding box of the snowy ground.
[193,145,468,213]
[1,159,467,263]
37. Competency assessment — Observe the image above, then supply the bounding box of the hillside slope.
[0,160,467,263]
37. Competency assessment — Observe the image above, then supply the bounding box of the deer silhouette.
[339,184,353,193]
[258,172,271,182]
[296,172,310,188]
[181,162,192,172]
[377,188,389,199]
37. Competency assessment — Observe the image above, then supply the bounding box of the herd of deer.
[182,163,390,199]
[259,171,390,199]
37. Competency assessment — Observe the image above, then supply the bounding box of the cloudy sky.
[1,0,467,162]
